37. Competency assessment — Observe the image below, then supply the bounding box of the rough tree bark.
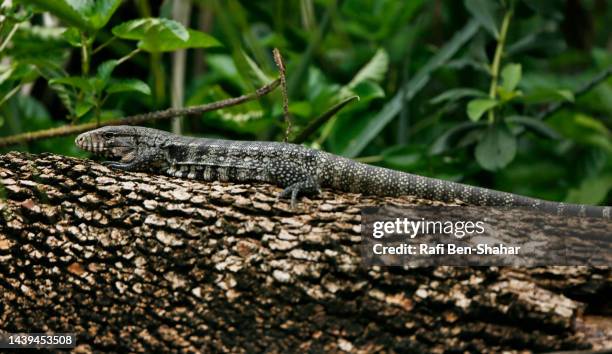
[0,151,610,353]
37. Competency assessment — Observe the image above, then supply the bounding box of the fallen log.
[0,152,609,353]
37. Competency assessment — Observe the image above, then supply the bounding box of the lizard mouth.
[75,133,106,154]
[75,133,132,159]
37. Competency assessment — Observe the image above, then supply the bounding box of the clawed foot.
[102,161,132,170]
[278,181,320,208]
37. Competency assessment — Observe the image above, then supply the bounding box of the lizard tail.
[322,156,610,219]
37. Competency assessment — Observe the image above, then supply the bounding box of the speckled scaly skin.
[75,125,611,218]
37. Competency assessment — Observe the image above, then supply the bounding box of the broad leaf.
[75,99,94,118]
[501,63,521,93]
[347,48,389,88]
[18,0,122,31]
[18,0,93,31]
[467,98,498,121]
[549,113,612,152]
[429,88,487,105]
[340,48,389,99]
[113,18,188,41]
[475,124,517,171]
[113,18,221,52]
[66,0,123,30]
[106,79,151,95]
[94,59,118,91]
[9,24,71,65]
[62,27,82,47]
[464,0,499,38]
[49,76,92,91]
[351,81,385,102]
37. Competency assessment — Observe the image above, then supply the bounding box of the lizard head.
[75,125,167,162]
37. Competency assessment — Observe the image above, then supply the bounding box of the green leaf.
[467,98,498,121]
[18,0,93,31]
[475,124,517,171]
[0,63,36,84]
[106,79,151,95]
[520,88,574,104]
[18,0,121,31]
[62,27,81,47]
[113,18,221,52]
[504,115,560,139]
[113,18,188,41]
[0,115,4,127]
[347,48,389,88]
[464,0,499,38]
[243,51,273,85]
[501,63,521,93]
[574,113,610,136]
[429,121,487,154]
[75,99,94,118]
[340,48,389,99]
[429,88,487,105]
[548,113,612,152]
[49,76,92,91]
[338,20,480,157]
[9,24,71,65]
[67,0,123,30]
[351,81,385,102]
[94,59,118,91]
[566,175,612,205]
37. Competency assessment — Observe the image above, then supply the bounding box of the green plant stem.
[117,48,142,65]
[93,36,116,55]
[151,53,165,107]
[487,7,513,124]
[0,84,21,108]
[0,23,18,53]
[80,32,90,75]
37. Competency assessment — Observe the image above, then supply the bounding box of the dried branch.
[273,48,292,142]
[0,78,280,148]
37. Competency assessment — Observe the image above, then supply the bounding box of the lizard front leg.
[266,160,320,207]
[103,149,160,172]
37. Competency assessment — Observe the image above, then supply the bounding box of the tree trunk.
[0,151,610,353]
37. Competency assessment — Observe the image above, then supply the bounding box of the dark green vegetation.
[0,0,611,205]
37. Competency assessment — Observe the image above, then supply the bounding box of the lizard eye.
[102,132,113,139]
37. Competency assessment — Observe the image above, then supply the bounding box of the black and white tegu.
[75,125,611,218]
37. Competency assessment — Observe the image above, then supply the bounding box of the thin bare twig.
[273,48,292,142]
[0,79,280,148]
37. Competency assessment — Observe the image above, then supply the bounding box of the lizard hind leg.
[279,179,320,208]
[267,160,320,208]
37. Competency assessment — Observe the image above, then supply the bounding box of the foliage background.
[1,0,611,205]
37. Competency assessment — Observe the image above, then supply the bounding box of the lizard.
[75,125,611,219]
